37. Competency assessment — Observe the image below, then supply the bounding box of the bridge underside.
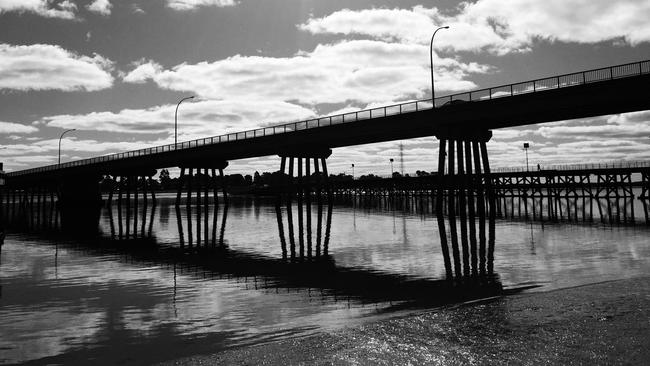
[6,73,650,184]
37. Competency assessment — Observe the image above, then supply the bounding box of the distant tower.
[399,143,405,175]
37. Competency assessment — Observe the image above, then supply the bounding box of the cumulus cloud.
[301,1,650,54]
[0,121,38,134]
[86,0,112,16]
[123,40,489,105]
[37,99,317,140]
[122,59,163,83]
[166,0,236,11]
[536,111,650,140]
[0,43,114,92]
[0,0,77,19]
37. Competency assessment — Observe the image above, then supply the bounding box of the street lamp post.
[175,96,195,149]
[389,158,394,177]
[351,163,355,179]
[58,129,76,165]
[430,26,449,108]
[523,142,530,171]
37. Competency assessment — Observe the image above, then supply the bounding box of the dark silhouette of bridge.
[5,59,650,180]
[3,59,650,280]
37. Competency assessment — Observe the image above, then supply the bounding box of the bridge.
[5,59,649,180]
[3,59,650,280]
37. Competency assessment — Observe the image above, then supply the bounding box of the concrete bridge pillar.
[107,172,157,240]
[276,147,333,260]
[175,160,229,248]
[435,129,495,280]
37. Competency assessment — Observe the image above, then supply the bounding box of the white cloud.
[166,0,236,11]
[122,60,163,84]
[0,0,77,19]
[38,99,317,140]
[0,43,114,92]
[123,40,488,105]
[536,111,650,140]
[131,4,144,14]
[0,121,38,134]
[86,0,111,16]
[301,1,650,55]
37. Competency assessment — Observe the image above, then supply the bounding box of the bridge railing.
[493,160,650,173]
[8,59,650,177]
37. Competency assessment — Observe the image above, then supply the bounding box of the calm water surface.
[1,194,649,364]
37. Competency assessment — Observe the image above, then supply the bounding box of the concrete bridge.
[3,59,650,280]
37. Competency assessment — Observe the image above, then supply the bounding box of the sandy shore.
[163,277,650,365]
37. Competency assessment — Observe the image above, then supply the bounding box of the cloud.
[0,0,77,19]
[0,121,38,134]
[37,99,317,140]
[0,43,114,92]
[301,1,650,55]
[86,0,112,16]
[123,40,489,105]
[131,4,145,14]
[536,111,650,140]
[122,59,163,84]
[166,0,236,11]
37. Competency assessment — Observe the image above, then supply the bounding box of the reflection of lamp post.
[523,142,530,171]
[351,163,355,179]
[175,96,194,149]
[430,26,449,108]
[389,158,394,176]
[58,129,76,165]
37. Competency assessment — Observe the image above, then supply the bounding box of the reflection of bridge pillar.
[436,129,495,279]
[108,170,157,239]
[2,180,59,231]
[175,160,229,248]
[276,147,333,261]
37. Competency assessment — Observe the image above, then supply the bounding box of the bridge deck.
[7,60,650,180]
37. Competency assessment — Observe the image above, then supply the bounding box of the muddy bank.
[163,276,650,365]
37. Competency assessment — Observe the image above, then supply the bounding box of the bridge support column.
[106,170,157,239]
[276,148,333,260]
[435,129,494,280]
[175,160,229,248]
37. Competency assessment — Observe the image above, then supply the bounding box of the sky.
[1,0,649,176]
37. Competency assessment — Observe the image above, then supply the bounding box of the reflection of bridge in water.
[2,200,509,310]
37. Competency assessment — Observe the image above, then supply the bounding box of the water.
[1,194,649,364]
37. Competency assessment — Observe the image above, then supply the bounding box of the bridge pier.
[175,161,229,248]
[276,148,333,260]
[106,170,157,239]
[435,129,495,279]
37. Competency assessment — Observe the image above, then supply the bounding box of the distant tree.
[159,169,171,187]
[244,174,253,185]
